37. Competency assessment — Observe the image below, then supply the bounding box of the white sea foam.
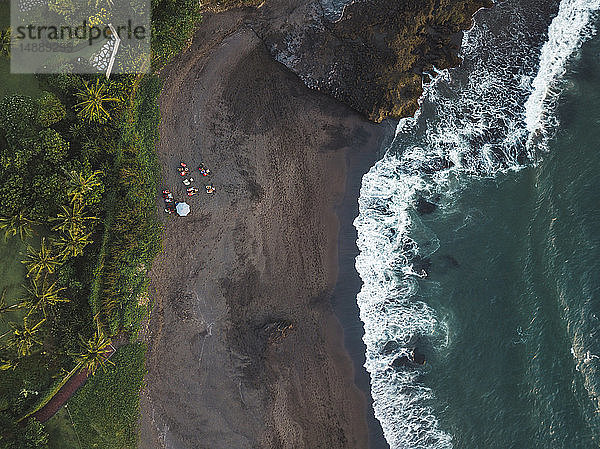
[525,0,600,146]
[354,0,600,447]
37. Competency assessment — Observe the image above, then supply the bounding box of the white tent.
[176,202,190,216]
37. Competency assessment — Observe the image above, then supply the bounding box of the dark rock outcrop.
[252,0,492,122]
[416,198,438,214]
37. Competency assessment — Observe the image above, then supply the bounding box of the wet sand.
[139,9,392,449]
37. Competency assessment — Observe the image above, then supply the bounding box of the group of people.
[162,161,217,215]
[178,162,216,195]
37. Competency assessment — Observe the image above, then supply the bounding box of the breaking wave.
[525,0,600,144]
[353,0,600,447]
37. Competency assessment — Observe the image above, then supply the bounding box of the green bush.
[92,75,162,334]
[0,95,36,141]
[36,92,66,127]
[0,94,75,218]
[39,129,69,164]
[0,414,49,449]
[151,0,202,70]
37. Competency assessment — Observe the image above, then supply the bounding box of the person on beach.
[198,164,210,176]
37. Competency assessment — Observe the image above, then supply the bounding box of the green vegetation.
[0,0,202,447]
[74,80,120,124]
[151,0,203,69]
[92,75,162,336]
[72,325,114,376]
[68,343,146,449]
[0,239,28,333]
[0,214,37,242]
[0,28,10,58]
[45,409,78,449]
[22,239,61,281]
[0,416,49,449]
[6,317,46,358]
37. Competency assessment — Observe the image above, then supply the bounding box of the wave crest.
[354,0,600,447]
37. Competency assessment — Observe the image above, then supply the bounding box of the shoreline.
[138,0,489,444]
[139,9,390,448]
[331,126,395,449]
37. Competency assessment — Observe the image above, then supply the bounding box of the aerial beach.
[1,0,599,446]
[136,0,493,445]
[139,9,388,447]
[0,0,487,444]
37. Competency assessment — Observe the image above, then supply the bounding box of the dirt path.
[31,339,124,423]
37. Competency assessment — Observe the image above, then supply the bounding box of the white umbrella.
[176,202,190,216]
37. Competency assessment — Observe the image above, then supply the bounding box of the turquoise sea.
[353,0,600,447]
[424,42,600,447]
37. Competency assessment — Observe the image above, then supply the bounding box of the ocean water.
[354,0,600,447]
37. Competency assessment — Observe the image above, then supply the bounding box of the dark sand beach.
[139,8,392,448]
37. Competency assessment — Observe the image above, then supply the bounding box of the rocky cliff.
[250,0,492,121]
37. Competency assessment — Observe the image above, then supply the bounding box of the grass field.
[66,343,146,449]
[46,408,81,449]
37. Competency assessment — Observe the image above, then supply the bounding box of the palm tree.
[67,170,103,205]
[22,238,61,280]
[73,326,114,376]
[50,204,97,235]
[7,317,45,357]
[0,27,10,58]
[74,79,119,124]
[55,229,93,260]
[0,212,37,241]
[23,279,68,318]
